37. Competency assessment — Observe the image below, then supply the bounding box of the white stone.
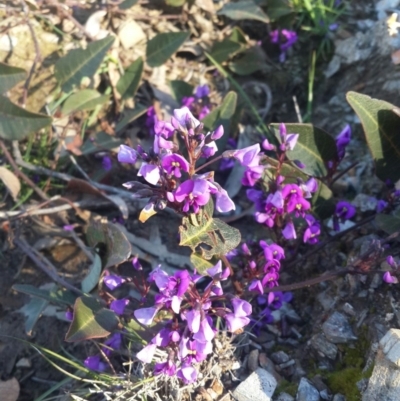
[118,20,146,50]
[380,329,400,366]
[233,368,277,401]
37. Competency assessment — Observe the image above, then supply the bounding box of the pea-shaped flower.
[162,154,189,178]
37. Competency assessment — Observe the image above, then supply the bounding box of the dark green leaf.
[65,296,119,342]
[13,284,77,305]
[115,104,147,132]
[375,213,400,236]
[116,57,144,100]
[269,123,337,177]
[179,199,241,266]
[62,89,109,115]
[266,0,293,20]
[0,96,52,140]
[229,46,268,75]
[81,131,123,155]
[229,27,248,44]
[119,0,139,9]
[209,39,242,63]
[81,254,102,293]
[86,221,132,268]
[218,0,270,23]
[20,297,49,335]
[55,36,115,93]
[169,80,194,102]
[312,181,335,219]
[0,62,26,93]
[346,91,400,182]
[146,32,190,67]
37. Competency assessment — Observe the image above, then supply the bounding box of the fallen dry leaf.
[0,378,20,401]
[0,166,21,201]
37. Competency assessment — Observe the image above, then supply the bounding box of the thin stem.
[194,155,223,173]
[330,161,359,186]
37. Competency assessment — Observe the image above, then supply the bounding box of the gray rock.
[276,393,294,401]
[296,378,320,401]
[248,349,260,372]
[319,389,330,400]
[342,303,355,316]
[332,395,346,401]
[271,351,290,364]
[322,312,357,344]
[363,329,400,401]
[375,0,400,20]
[311,334,338,360]
[233,368,277,401]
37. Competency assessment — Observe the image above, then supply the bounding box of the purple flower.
[230,144,261,168]
[231,298,252,317]
[154,360,176,376]
[138,163,160,185]
[202,141,218,158]
[177,363,197,384]
[118,145,138,164]
[134,307,158,325]
[65,310,73,321]
[104,333,122,355]
[262,138,275,151]
[172,106,200,131]
[136,343,157,363]
[211,125,224,140]
[260,242,285,261]
[383,272,398,284]
[174,179,210,213]
[270,30,298,62]
[336,125,351,159]
[186,309,201,333]
[162,154,190,178]
[193,317,215,342]
[335,201,356,220]
[303,220,321,244]
[195,85,210,98]
[199,106,211,119]
[376,200,388,213]
[103,275,125,291]
[211,187,235,213]
[387,255,395,267]
[282,221,296,240]
[84,355,106,372]
[249,280,263,294]
[148,266,169,290]
[242,165,264,187]
[110,298,129,315]
[102,156,112,171]
[63,224,74,231]
[154,120,174,138]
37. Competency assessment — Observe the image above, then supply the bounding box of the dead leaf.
[0,378,20,401]
[65,135,83,155]
[195,0,214,13]
[118,20,146,50]
[0,166,21,201]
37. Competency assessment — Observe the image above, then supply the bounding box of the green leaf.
[165,0,186,5]
[13,284,77,305]
[81,131,123,155]
[169,80,194,102]
[209,39,242,63]
[0,62,26,93]
[266,0,293,20]
[65,296,119,342]
[269,123,337,177]
[119,0,139,9]
[229,27,248,44]
[0,96,52,140]
[115,104,147,132]
[55,36,115,93]
[116,57,144,100]
[375,213,400,236]
[218,0,270,23]
[190,253,214,275]
[20,297,49,336]
[179,199,241,265]
[146,32,190,67]
[81,254,102,294]
[312,180,334,219]
[229,46,268,75]
[62,89,109,115]
[346,91,400,182]
[86,221,132,268]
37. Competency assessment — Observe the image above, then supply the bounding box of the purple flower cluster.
[133,262,251,383]
[270,29,298,62]
[182,84,211,120]
[383,256,399,284]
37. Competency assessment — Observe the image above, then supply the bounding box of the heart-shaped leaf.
[81,254,102,294]
[86,221,131,268]
[55,36,115,93]
[62,89,109,115]
[347,91,400,182]
[116,57,144,100]
[209,39,242,63]
[13,284,77,305]
[81,131,123,155]
[146,32,190,67]
[266,0,293,20]
[229,47,268,75]
[0,62,26,93]
[0,96,52,140]
[65,296,119,342]
[218,0,270,23]
[179,199,241,267]
[269,123,337,177]
[20,296,49,335]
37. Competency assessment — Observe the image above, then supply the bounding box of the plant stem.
[194,155,223,173]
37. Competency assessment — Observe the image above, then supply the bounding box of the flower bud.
[211,125,224,140]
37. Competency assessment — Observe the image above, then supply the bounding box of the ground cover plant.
[1,0,400,400]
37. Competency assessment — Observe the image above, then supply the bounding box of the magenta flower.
[225,299,252,332]
[230,144,261,167]
[110,298,129,315]
[154,360,176,376]
[177,363,197,384]
[303,223,320,244]
[134,307,158,325]
[286,195,310,217]
[211,125,224,140]
[186,309,201,333]
[260,242,285,261]
[174,179,210,213]
[383,272,398,284]
[242,165,264,187]
[282,221,296,240]
[195,85,210,98]
[84,355,106,372]
[162,154,189,178]
[193,317,215,342]
[103,275,125,291]
[118,145,138,164]
[138,163,160,185]
[136,343,157,363]
[249,279,264,294]
[387,256,396,267]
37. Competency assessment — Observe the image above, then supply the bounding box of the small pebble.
[248,349,260,372]
[271,351,289,364]
[296,378,320,401]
